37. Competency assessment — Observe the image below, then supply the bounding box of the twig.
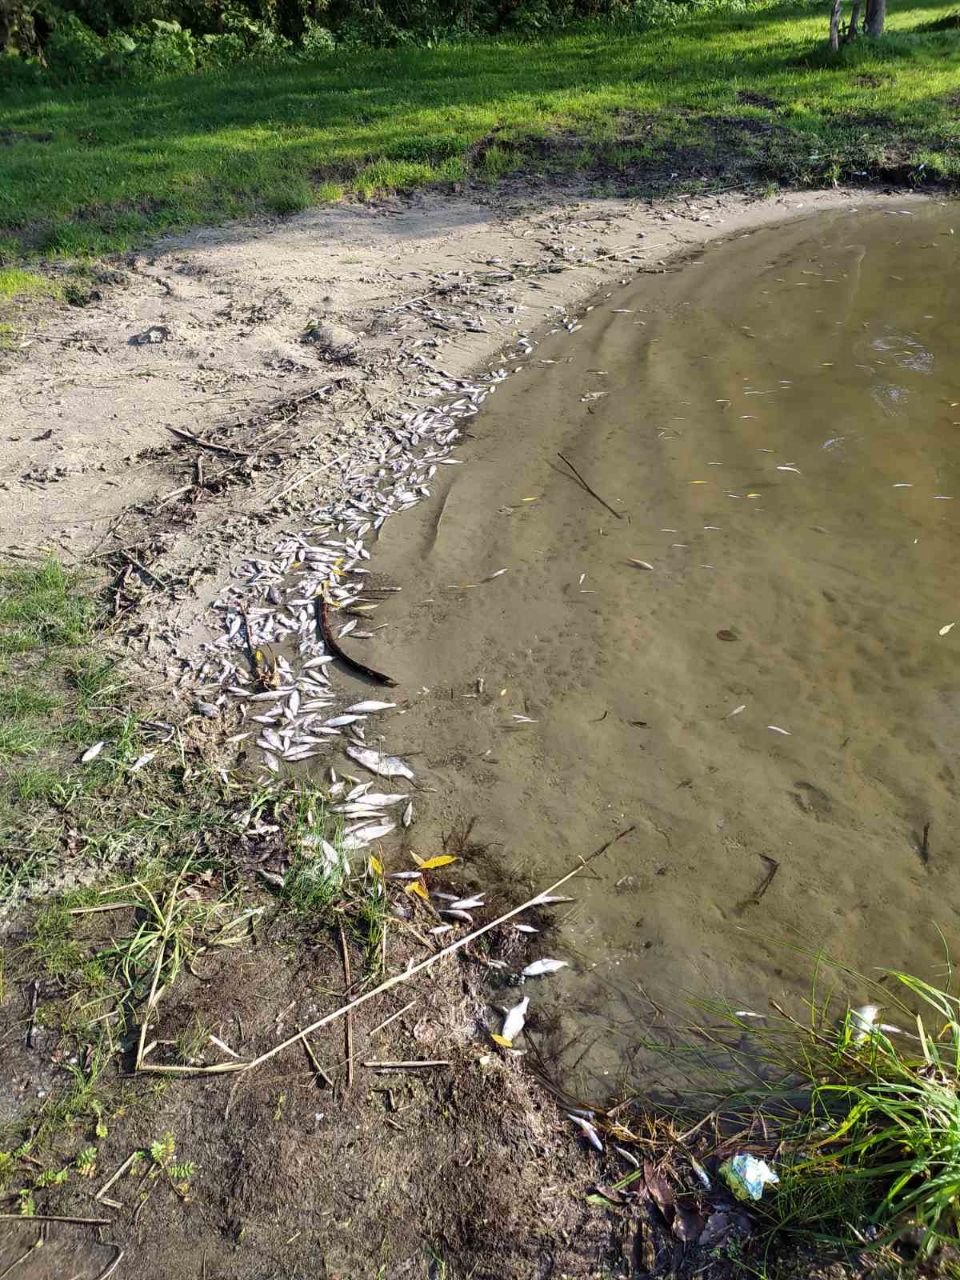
[363,1059,451,1070]
[919,820,931,865]
[120,551,167,589]
[737,855,779,911]
[302,1037,335,1089]
[93,1247,124,1280]
[338,920,356,1092]
[0,1214,111,1226]
[25,979,39,1049]
[133,826,635,1077]
[0,1234,41,1280]
[165,426,250,458]
[556,453,624,520]
[95,1152,139,1203]
[315,596,397,687]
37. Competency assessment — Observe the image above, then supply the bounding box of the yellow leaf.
[491,1033,513,1048]
[415,855,458,870]
[689,480,708,485]
[404,878,429,900]
[369,856,384,877]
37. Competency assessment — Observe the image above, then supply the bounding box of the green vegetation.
[654,959,960,1264]
[0,559,375,1215]
[0,0,957,258]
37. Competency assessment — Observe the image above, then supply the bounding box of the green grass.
[0,0,958,256]
[650,958,960,1264]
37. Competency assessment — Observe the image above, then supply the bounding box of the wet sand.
[362,201,960,1092]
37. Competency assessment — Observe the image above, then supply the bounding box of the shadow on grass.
[0,0,957,255]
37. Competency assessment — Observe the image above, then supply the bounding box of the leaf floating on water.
[767,725,792,736]
[346,701,396,713]
[522,958,568,977]
[346,744,415,780]
[81,741,105,764]
[940,623,956,636]
[500,996,529,1045]
[568,1114,603,1152]
[628,559,654,570]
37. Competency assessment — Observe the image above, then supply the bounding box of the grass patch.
[0,558,388,1217]
[0,0,957,256]
[642,957,960,1266]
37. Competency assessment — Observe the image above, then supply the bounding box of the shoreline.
[0,182,946,1278]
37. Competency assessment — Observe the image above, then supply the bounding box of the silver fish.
[346,744,415,780]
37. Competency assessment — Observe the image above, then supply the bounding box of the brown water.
[364,202,960,1092]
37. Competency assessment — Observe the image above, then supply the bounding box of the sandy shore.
[1,184,927,685]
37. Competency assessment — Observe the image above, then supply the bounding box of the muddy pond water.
[363,201,960,1094]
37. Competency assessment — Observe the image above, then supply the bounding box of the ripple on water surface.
[368,201,960,1093]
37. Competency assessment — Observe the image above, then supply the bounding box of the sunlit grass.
[0,0,957,256]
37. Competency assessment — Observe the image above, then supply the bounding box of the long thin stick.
[134,827,634,1078]
[557,453,624,520]
[338,920,356,1092]
[0,1214,112,1226]
[245,825,635,1072]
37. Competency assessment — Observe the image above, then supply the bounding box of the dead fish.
[351,821,395,841]
[500,996,529,1044]
[531,894,575,906]
[402,801,414,827]
[193,699,220,718]
[129,751,156,774]
[441,908,474,924]
[483,568,508,581]
[346,701,396,713]
[263,752,281,773]
[522,958,568,977]
[940,623,955,636]
[514,923,539,934]
[81,741,105,764]
[568,1114,603,1152]
[346,744,415,780]
[776,464,801,474]
[258,868,286,889]
[628,559,654,570]
[449,895,484,910]
[727,705,746,717]
[325,715,364,727]
[767,725,792,736]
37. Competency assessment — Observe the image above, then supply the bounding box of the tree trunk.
[846,0,861,39]
[865,0,885,35]
[829,0,843,49]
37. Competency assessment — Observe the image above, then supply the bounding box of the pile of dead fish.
[190,360,519,858]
